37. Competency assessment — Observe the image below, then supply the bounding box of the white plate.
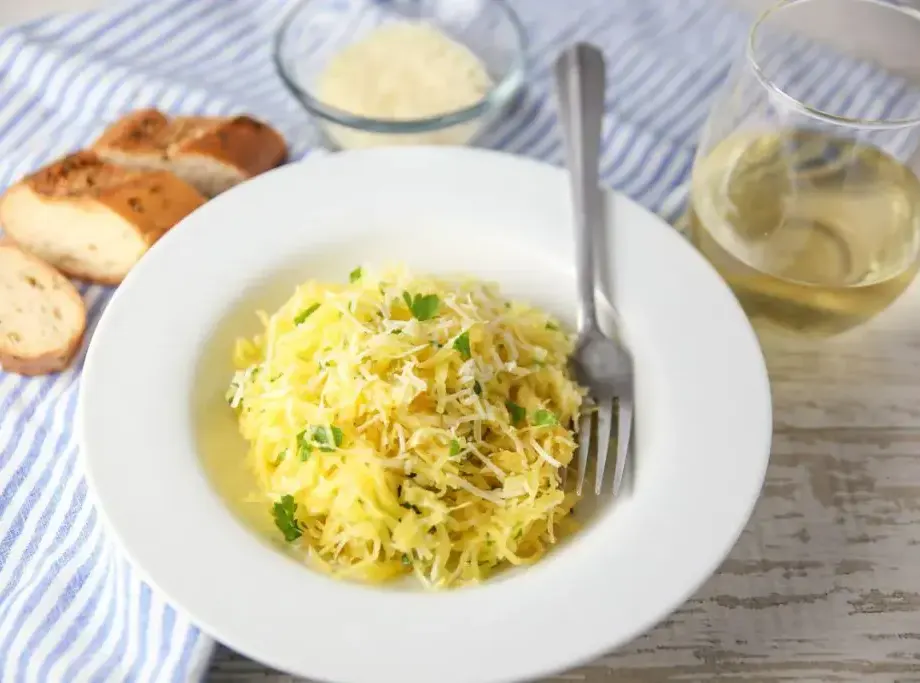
[79,148,771,683]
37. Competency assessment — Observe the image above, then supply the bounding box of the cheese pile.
[228,266,585,588]
[315,21,493,149]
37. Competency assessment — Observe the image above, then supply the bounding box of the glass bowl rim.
[747,0,920,130]
[272,0,529,134]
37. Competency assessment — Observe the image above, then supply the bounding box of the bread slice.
[93,109,288,196]
[0,151,206,285]
[0,241,86,376]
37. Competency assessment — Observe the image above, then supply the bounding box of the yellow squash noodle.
[228,266,585,588]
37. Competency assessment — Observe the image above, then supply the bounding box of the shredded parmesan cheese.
[315,22,493,149]
[228,265,584,588]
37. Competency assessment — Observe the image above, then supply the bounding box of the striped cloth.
[0,1,915,681]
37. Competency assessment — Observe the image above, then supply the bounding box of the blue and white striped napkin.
[0,1,914,681]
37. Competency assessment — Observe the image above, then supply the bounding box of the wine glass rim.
[747,0,920,130]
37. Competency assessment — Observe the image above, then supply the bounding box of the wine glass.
[688,0,920,335]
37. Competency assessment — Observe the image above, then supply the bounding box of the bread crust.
[173,115,288,177]
[91,108,169,155]
[0,151,206,284]
[0,240,86,376]
[93,110,288,185]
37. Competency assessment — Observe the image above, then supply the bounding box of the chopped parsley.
[452,331,471,360]
[401,553,412,566]
[403,292,440,321]
[310,425,344,452]
[505,400,526,425]
[297,425,344,456]
[349,267,363,283]
[272,495,303,542]
[473,381,482,396]
[273,450,288,466]
[545,321,559,331]
[533,409,558,427]
[294,303,320,325]
[296,431,312,461]
[449,439,462,457]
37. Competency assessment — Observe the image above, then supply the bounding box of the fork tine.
[594,397,614,494]
[611,394,633,495]
[575,412,591,495]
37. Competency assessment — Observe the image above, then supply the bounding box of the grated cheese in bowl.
[315,22,493,149]
[275,0,528,151]
[228,266,585,588]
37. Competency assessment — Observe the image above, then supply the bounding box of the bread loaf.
[0,151,206,285]
[0,241,86,376]
[93,109,287,196]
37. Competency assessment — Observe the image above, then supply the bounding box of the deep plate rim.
[79,147,771,683]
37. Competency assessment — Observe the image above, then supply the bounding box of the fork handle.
[554,43,606,334]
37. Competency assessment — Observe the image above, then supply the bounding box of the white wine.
[688,129,920,334]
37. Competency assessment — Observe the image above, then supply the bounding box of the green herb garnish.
[473,380,482,396]
[310,425,344,452]
[272,495,303,542]
[403,292,440,321]
[294,303,320,325]
[452,331,471,360]
[349,267,363,283]
[401,553,412,566]
[532,409,558,427]
[449,439,462,457]
[296,431,312,461]
[296,425,344,456]
[506,400,526,425]
[273,450,288,466]
[545,321,559,331]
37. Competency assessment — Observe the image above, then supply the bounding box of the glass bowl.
[274,0,528,150]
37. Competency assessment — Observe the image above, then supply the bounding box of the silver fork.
[555,43,634,496]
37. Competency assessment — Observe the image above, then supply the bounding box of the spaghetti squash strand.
[228,266,585,588]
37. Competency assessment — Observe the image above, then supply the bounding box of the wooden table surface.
[209,256,920,682]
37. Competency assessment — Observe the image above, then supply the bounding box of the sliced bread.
[0,241,86,376]
[0,151,206,285]
[93,109,288,196]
